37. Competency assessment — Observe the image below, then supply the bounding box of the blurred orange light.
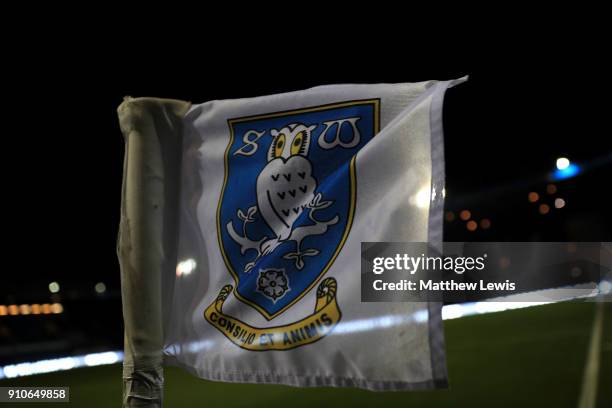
[480,218,491,230]
[539,204,550,215]
[460,210,471,221]
[528,192,539,203]
[0,303,63,317]
[445,211,455,222]
[546,184,557,194]
[51,303,63,314]
[466,220,478,231]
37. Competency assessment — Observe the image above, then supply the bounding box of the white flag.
[118,79,464,394]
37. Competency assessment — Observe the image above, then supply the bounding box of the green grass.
[3,301,610,407]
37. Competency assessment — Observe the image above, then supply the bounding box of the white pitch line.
[577,302,604,408]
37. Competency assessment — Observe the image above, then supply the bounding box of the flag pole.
[117,97,191,407]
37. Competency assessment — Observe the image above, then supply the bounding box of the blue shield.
[218,99,379,319]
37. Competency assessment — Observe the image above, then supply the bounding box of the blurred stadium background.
[1,66,611,407]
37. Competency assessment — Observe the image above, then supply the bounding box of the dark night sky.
[8,73,610,277]
[5,43,612,290]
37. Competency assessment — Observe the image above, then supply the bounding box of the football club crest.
[204,99,380,350]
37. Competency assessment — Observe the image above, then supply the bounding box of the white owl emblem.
[226,122,339,272]
[257,124,317,247]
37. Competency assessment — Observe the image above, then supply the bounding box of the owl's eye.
[274,133,286,158]
[290,132,304,155]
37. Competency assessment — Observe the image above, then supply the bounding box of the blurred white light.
[554,198,565,209]
[83,351,120,367]
[443,301,550,320]
[441,304,465,320]
[0,351,124,379]
[2,357,75,378]
[556,157,570,170]
[95,282,107,294]
[48,282,60,293]
[413,186,431,209]
[599,280,611,294]
[176,259,197,277]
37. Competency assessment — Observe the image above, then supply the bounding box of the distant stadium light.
[19,305,31,315]
[552,163,580,180]
[528,192,539,203]
[48,282,60,293]
[0,351,125,379]
[556,157,570,170]
[0,303,63,318]
[95,282,107,294]
[552,157,580,181]
[554,198,566,209]
[2,357,76,379]
[83,351,120,367]
[50,303,63,314]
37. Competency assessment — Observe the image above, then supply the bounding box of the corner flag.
[117,79,465,405]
